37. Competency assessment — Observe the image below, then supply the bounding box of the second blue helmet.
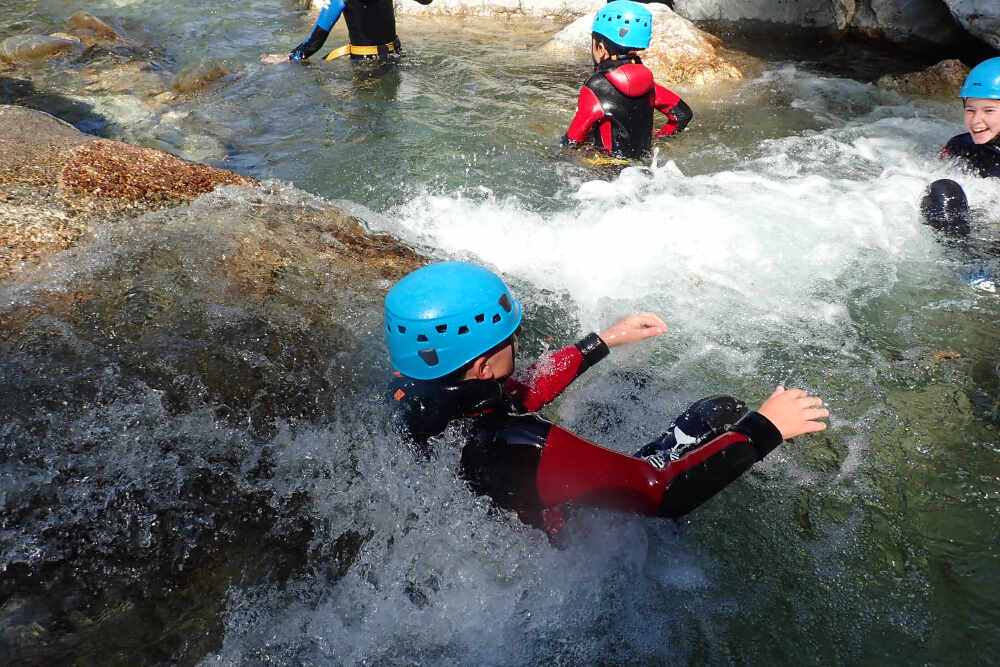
[959,57,1000,100]
[592,0,653,51]
[385,262,523,380]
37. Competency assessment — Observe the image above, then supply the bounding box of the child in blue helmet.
[563,1,693,159]
[921,57,1000,235]
[385,262,828,536]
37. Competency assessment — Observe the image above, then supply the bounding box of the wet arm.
[289,0,346,60]
[652,84,692,136]
[562,86,606,146]
[505,334,609,412]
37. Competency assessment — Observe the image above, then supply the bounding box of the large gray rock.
[672,0,967,44]
[941,0,1000,49]
[541,4,743,85]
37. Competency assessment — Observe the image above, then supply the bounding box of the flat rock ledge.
[0,105,424,283]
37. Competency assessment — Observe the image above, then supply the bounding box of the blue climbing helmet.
[385,262,523,380]
[958,57,1000,100]
[592,0,653,51]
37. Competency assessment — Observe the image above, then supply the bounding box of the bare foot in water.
[260,53,288,64]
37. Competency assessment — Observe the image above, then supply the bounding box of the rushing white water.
[203,69,999,665]
[2,2,999,663]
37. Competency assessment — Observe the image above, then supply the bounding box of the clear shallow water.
[2,2,999,665]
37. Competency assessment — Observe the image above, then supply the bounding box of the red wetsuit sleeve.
[504,333,609,412]
[652,83,692,137]
[505,346,584,412]
[565,86,606,144]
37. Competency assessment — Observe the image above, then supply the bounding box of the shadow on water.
[1,74,112,136]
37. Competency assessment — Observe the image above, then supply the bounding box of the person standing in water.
[921,57,1000,235]
[386,261,829,538]
[562,1,692,159]
[288,0,432,63]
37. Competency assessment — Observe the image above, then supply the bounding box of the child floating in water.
[562,1,692,159]
[921,57,1000,235]
[386,261,828,537]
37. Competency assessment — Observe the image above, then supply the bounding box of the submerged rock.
[541,5,742,85]
[171,60,231,94]
[876,58,970,98]
[65,11,123,46]
[77,60,172,99]
[0,34,86,63]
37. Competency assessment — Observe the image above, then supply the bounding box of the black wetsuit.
[922,134,1000,235]
[290,0,432,61]
[563,56,692,159]
[941,133,1000,178]
[390,333,784,535]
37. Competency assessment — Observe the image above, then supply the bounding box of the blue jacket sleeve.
[315,0,346,31]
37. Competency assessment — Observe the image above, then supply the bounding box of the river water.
[2,1,999,665]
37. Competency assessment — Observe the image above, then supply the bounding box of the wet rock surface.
[0,34,86,63]
[876,58,970,98]
[0,101,426,663]
[0,105,256,279]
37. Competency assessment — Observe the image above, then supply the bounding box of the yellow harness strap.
[324,41,397,60]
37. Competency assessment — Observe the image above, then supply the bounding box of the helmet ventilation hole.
[397,325,406,334]
[458,326,469,335]
[436,324,448,333]
[492,314,501,323]
[417,334,428,342]
[475,314,485,323]
[418,349,439,366]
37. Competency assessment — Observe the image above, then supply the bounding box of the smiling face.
[964,98,1000,144]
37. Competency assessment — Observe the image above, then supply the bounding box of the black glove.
[414,0,433,4]
[289,25,330,61]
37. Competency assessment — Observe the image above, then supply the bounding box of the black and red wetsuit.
[563,56,692,159]
[390,333,784,535]
[940,133,1000,178]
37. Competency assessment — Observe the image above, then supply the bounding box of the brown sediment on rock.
[931,350,963,361]
[0,105,91,186]
[58,139,255,206]
[876,59,970,99]
[0,105,258,280]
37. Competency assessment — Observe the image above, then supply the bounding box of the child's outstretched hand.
[600,312,669,348]
[755,386,829,441]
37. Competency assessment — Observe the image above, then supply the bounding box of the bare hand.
[755,386,829,441]
[599,312,669,348]
[260,53,288,64]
